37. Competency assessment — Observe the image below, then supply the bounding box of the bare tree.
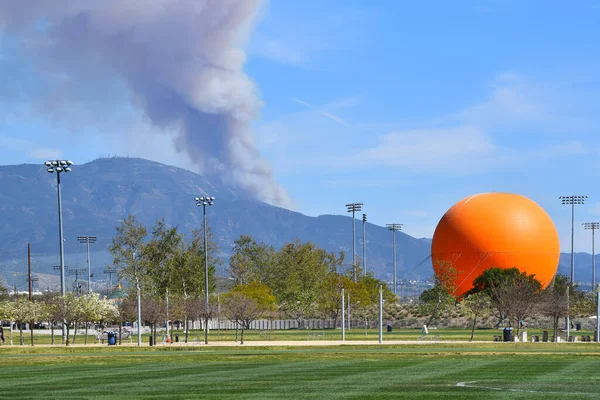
[221,283,276,345]
[486,269,542,336]
[539,275,569,341]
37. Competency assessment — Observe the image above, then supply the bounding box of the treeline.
[419,267,596,341]
[107,215,395,344]
[0,292,118,346]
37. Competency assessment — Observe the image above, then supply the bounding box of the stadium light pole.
[386,223,403,299]
[560,196,586,283]
[560,195,586,342]
[67,267,86,295]
[362,214,367,275]
[77,235,97,293]
[103,267,117,297]
[45,159,72,342]
[196,196,215,342]
[346,203,363,282]
[583,223,600,291]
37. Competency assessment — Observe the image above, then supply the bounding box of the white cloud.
[0,134,62,160]
[355,126,496,172]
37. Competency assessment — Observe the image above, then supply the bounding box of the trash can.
[542,330,549,342]
[175,334,179,343]
[107,331,117,346]
[503,327,513,342]
[149,336,153,346]
[386,324,392,333]
[576,323,582,331]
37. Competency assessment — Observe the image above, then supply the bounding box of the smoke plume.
[0,0,292,207]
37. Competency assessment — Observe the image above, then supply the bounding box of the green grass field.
[4,326,593,345]
[2,343,600,399]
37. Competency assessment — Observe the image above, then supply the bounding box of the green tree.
[228,235,275,285]
[109,214,148,290]
[420,262,460,327]
[109,214,148,341]
[461,292,491,341]
[270,241,335,319]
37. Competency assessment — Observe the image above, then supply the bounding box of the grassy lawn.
[3,326,594,345]
[1,344,600,399]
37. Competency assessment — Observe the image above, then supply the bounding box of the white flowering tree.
[0,300,16,345]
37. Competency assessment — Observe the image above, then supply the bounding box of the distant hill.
[0,157,433,290]
[1,157,596,292]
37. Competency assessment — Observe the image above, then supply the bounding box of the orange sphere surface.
[431,192,560,298]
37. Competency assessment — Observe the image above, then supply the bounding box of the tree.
[270,241,335,319]
[419,262,460,327]
[56,292,79,346]
[222,283,276,344]
[228,235,275,285]
[12,297,40,346]
[419,283,455,327]
[0,300,15,345]
[539,275,569,340]
[109,214,148,342]
[40,292,62,345]
[77,293,110,345]
[469,267,542,334]
[461,292,491,341]
[316,273,350,324]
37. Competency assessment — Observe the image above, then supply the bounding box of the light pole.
[77,235,97,293]
[560,195,586,341]
[362,214,367,275]
[103,267,117,297]
[583,222,599,291]
[346,203,363,282]
[341,288,345,341]
[386,223,403,298]
[378,285,383,344]
[45,159,72,342]
[68,267,86,295]
[195,196,215,343]
[560,196,586,283]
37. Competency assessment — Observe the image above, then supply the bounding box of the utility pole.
[386,223,403,299]
[583,222,599,291]
[346,203,363,282]
[362,214,367,275]
[77,236,97,293]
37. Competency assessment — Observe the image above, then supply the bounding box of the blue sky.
[1,1,600,251]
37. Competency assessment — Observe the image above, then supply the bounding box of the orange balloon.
[431,192,560,298]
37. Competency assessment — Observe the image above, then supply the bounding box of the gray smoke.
[0,0,292,207]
